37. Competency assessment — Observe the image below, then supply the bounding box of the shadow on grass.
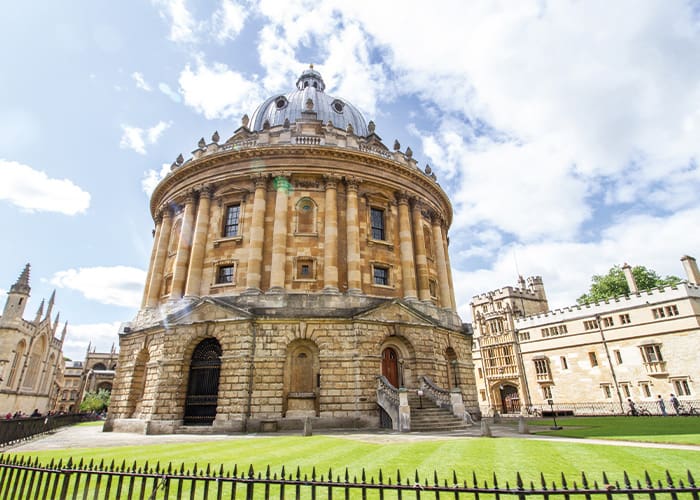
[528,416,700,443]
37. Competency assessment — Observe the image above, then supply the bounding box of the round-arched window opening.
[331,99,345,113]
[275,96,288,109]
[301,202,312,211]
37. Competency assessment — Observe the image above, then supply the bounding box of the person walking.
[657,395,667,416]
[627,398,638,416]
[670,393,681,415]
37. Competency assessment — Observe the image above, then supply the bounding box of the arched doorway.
[499,384,520,414]
[445,347,458,389]
[184,338,222,425]
[284,340,320,417]
[381,347,400,388]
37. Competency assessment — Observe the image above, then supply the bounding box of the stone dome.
[249,65,369,136]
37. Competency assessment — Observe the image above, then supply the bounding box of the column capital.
[345,176,362,192]
[323,173,341,189]
[183,190,197,205]
[395,190,410,205]
[251,173,269,189]
[198,184,214,199]
[158,205,173,219]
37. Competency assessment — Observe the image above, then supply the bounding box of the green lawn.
[528,416,700,444]
[8,432,699,486]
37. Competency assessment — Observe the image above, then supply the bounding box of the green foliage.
[577,265,681,304]
[79,389,111,412]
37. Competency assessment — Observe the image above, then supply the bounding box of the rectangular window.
[673,379,692,396]
[602,384,612,398]
[614,349,622,364]
[601,316,614,327]
[216,265,234,284]
[589,352,598,367]
[640,382,652,397]
[534,359,550,376]
[373,266,389,285]
[370,207,385,240]
[560,356,568,370]
[583,319,599,330]
[542,386,553,399]
[642,344,663,363]
[665,305,679,317]
[518,331,531,341]
[223,204,241,237]
[652,307,666,319]
[428,279,437,298]
[621,383,631,397]
[619,313,631,324]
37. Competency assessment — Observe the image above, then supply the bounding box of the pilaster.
[323,174,340,293]
[170,192,196,299]
[397,191,417,300]
[246,175,268,292]
[184,185,213,297]
[269,174,290,291]
[146,208,173,307]
[345,177,362,293]
[411,199,431,301]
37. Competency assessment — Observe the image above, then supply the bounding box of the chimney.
[622,263,638,294]
[681,255,700,285]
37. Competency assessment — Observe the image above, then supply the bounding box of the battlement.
[471,282,543,304]
[514,281,700,327]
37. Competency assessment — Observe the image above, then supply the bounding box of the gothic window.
[370,207,385,240]
[7,340,26,388]
[23,337,46,390]
[223,204,240,237]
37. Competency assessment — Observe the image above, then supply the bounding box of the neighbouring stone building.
[0,265,67,415]
[55,344,118,414]
[106,66,476,434]
[471,255,700,415]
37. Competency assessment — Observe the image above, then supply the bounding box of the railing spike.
[378,469,383,484]
[561,472,568,489]
[472,471,478,487]
[279,465,283,478]
[296,466,301,480]
[312,466,316,481]
[540,472,547,489]
[328,467,333,482]
[644,470,653,488]
[110,459,115,471]
[219,464,224,477]
[666,470,675,487]
[516,472,523,489]
[363,468,367,483]
[248,464,254,478]
[623,470,631,488]
[434,470,439,486]
[396,469,401,484]
[581,471,589,489]
[493,472,499,488]
[266,464,271,479]
[415,469,419,484]
[687,470,696,487]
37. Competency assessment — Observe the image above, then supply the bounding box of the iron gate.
[184,338,222,425]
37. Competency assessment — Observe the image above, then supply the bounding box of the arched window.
[295,198,317,234]
[7,340,26,388]
[23,336,46,390]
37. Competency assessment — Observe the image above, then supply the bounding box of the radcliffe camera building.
[107,67,476,434]
[471,256,700,415]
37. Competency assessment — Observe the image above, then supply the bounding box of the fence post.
[58,457,73,500]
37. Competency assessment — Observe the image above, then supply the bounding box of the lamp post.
[417,389,424,409]
[548,399,562,430]
[450,359,458,388]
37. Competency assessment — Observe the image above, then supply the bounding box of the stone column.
[442,229,457,310]
[323,175,339,293]
[345,177,362,293]
[184,185,213,297]
[146,208,173,307]
[397,192,417,300]
[170,192,196,300]
[431,214,452,310]
[269,174,290,291]
[246,175,268,292]
[141,214,163,308]
[411,200,431,301]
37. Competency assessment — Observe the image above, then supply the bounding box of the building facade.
[0,265,67,415]
[55,344,118,414]
[471,256,700,415]
[107,67,476,434]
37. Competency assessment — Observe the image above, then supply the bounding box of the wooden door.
[381,348,399,388]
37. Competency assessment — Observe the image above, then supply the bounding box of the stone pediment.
[353,300,436,327]
[164,297,253,325]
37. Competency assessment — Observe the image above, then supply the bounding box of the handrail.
[419,375,451,409]
[376,375,400,430]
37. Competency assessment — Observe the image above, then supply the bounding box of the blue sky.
[2,1,700,360]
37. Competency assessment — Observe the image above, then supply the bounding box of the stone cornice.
[150,145,453,225]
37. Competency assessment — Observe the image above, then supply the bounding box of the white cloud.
[142,163,171,196]
[0,160,90,215]
[152,0,197,43]
[132,71,152,91]
[62,321,121,362]
[158,82,181,102]
[50,266,146,308]
[178,59,263,119]
[212,0,247,42]
[119,121,172,154]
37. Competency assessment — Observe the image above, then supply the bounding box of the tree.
[577,265,681,304]
[79,389,111,412]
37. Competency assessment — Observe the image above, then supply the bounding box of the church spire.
[2,263,31,321]
[44,290,56,321]
[34,298,45,323]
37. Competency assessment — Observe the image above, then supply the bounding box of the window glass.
[371,208,385,240]
[223,205,240,237]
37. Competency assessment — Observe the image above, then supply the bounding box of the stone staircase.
[407,392,471,432]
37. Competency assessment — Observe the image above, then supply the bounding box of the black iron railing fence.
[0,455,698,500]
[0,414,89,448]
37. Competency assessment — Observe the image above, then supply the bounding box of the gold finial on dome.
[309,63,314,69]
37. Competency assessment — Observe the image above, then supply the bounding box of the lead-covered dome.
[249,65,369,136]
